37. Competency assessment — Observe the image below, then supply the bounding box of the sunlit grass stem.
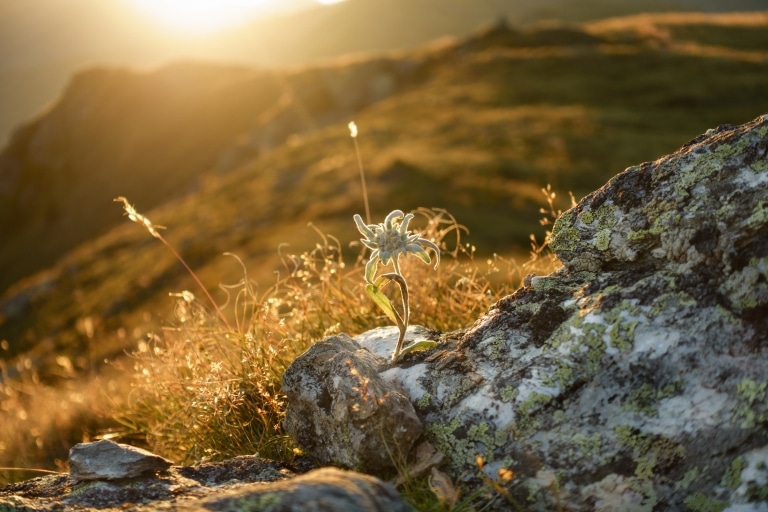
[114,197,232,332]
[349,121,370,224]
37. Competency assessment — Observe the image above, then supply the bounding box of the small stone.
[69,440,172,482]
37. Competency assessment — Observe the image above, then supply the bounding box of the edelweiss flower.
[354,210,440,283]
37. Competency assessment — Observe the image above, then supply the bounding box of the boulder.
[283,114,768,510]
[282,333,423,472]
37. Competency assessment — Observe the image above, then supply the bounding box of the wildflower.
[354,210,440,284]
[354,210,440,363]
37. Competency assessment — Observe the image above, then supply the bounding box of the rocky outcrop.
[283,114,768,510]
[0,447,413,511]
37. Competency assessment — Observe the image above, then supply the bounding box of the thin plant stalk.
[349,121,370,224]
[114,197,232,332]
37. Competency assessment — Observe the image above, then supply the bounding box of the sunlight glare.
[125,0,276,34]
[317,0,347,4]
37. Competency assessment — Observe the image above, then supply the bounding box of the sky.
[123,0,344,34]
[0,0,347,145]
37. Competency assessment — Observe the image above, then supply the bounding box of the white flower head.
[354,210,440,283]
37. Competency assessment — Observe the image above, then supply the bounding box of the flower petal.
[354,214,375,239]
[399,213,415,234]
[417,238,441,269]
[361,239,378,250]
[364,256,379,283]
[407,244,432,265]
[384,210,404,230]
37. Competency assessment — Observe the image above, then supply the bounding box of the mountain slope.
[2,12,768,361]
[2,0,765,146]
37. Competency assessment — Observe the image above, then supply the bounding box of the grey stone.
[282,334,423,472]
[1,456,414,511]
[181,467,414,512]
[69,439,173,482]
[284,114,768,510]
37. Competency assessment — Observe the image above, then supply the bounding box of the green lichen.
[571,432,602,458]
[746,199,768,230]
[721,455,746,490]
[417,392,432,409]
[594,203,618,228]
[549,215,580,253]
[580,210,594,225]
[683,492,728,512]
[596,229,612,251]
[426,416,504,472]
[519,392,553,416]
[614,425,686,480]
[622,380,683,417]
[746,481,768,501]
[500,386,519,403]
[229,491,285,510]
[753,159,768,173]
[545,293,643,390]
[675,467,703,491]
[735,379,768,429]
[444,376,479,409]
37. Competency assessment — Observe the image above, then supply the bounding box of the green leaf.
[396,340,437,361]
[365,282,403,328]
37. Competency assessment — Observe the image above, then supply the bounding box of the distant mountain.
[1,0,765,146]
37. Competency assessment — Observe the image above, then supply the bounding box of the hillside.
[1,10,768,480]
[1,0,765,147]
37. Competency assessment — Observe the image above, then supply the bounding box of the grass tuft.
[111,202,560,471]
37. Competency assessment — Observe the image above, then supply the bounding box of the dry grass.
[113,204,561,468]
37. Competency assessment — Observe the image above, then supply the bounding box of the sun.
[124,0,278,34]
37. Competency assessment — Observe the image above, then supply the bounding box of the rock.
[69,439,173,482]
[177,467,413,512]
[283,114,768,510]
[1,455,414,511]
[282,333,423,472]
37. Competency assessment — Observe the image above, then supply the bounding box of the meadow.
[2,10,768,509]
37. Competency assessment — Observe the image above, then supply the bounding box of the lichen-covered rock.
[282,333,423,472]
[176,467,414,512]
[285,114,768,510]
[0,456,413,511]
[69,440,173,482]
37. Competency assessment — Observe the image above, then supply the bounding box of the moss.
[721,455,746,490]
[683,492,728,512]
